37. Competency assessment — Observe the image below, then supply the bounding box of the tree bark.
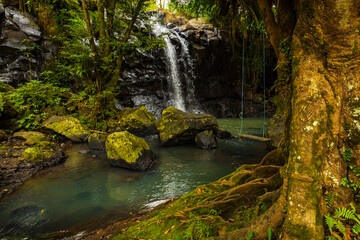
[279,0,360,238]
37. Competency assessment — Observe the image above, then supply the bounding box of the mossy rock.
[106,131,155,171]
[88,132,107,150]
[156,107,218,146]
[0,130,7,142]
[13,131,47,145]
[41,115,90,143]
[195,130,218,150]
[116,106,157,136]
[22,141,57,162]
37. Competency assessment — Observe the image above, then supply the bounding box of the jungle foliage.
[17,0,163,127]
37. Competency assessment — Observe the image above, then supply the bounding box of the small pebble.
[91,155,96,158]
[78,150,89,154]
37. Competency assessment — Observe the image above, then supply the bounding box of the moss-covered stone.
[13,131,47,145]
[22,141,56,162]
[0,130,7,142]
[116,106,157,136]
[41,115,90,143]
[106,131,155,171]
[88,132,107,150]
[156,107,218,146]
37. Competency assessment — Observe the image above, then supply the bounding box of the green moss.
[42,115,90,142]
[117,106,156,131]
[22,141,56,162]
[106,131,150,163]
[14,131,47,145]
[156,107,218,145]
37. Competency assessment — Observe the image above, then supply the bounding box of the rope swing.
[239,33,268,139]
[240,34,245,134]
[262,34,267,138]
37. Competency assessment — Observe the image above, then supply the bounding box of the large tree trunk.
[281,0,360,239]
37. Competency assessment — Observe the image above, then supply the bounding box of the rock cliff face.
[0,3,47,85]
[117,13,276,118]
[0,6,275,118]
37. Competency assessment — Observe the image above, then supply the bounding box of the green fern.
[325,204,360,239]
[335,206,356,220]
[334,219,347,237]
[325,213,335,233]
[325,193,335,208]
[344,149,353,163]
[353,223,360,235]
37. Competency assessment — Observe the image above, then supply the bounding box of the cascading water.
[152,18,202,113]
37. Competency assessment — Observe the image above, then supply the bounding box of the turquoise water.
[0,118,269,237]
[217,118,268,136]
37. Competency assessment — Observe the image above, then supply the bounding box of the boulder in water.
[116,106,157,136]
[156,107,218,146]
[88,132,107,150]
[215,128,232,139]
[195,130,218,150]
[106,131,155,171]
[40,116,90,143]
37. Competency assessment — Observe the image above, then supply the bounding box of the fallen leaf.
[40,209,44,214]
[164,229,170,235]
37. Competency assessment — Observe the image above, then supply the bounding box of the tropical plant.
[325,203,360,239]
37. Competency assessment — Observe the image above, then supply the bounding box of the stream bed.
[0,118,269,237]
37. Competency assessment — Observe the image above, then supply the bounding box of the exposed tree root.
[218,190,286,239]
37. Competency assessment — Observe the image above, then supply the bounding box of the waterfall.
[152,22,186,111]
[152,18,202,113]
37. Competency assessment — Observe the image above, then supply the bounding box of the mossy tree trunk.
[254,0,360,238]
[281,1,360,238]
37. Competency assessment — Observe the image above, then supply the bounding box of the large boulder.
[116,106,157,136]
[106,131,155,171]
[156,107,218,146]
[40,116,90,143]
[195,130,218,150]
[13,131,47,145]
[88,132,107,150]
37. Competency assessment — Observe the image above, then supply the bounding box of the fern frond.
[335,207,356,220]
[334,219,347,236]
[325,194,335,208]
[352,222,360,235]
[325,213,335,233]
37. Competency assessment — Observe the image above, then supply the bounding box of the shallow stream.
[0,118,269,237]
